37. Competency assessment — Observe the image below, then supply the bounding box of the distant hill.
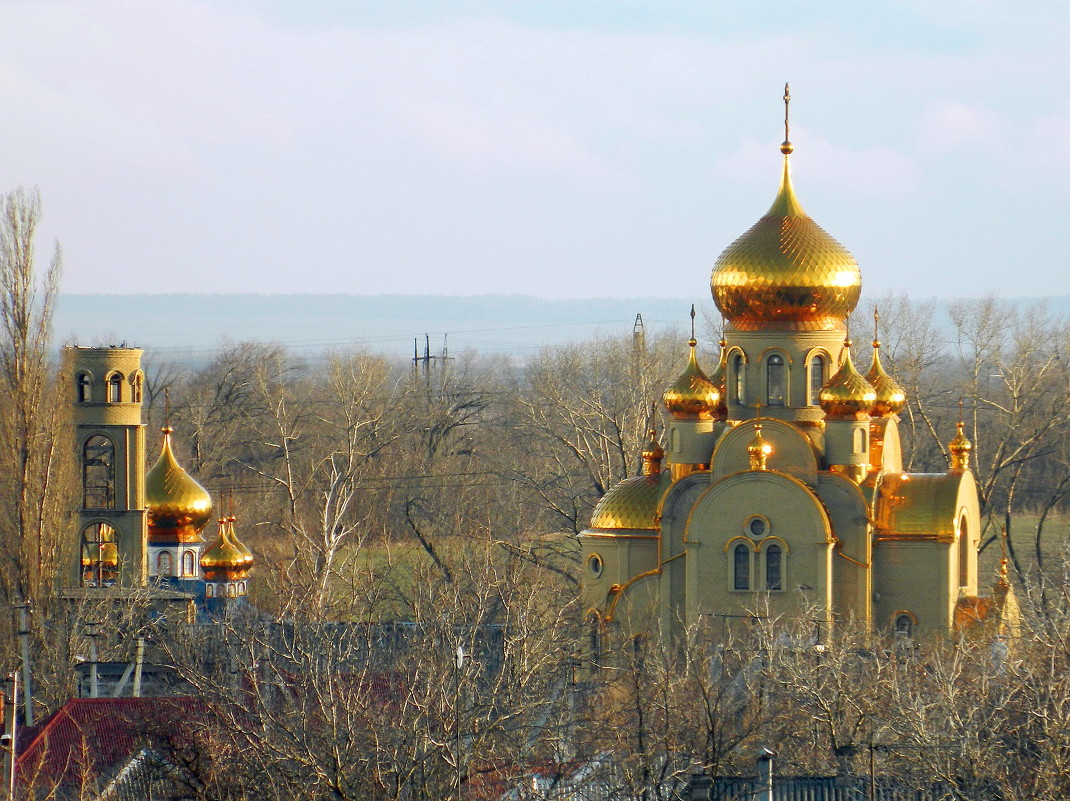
[55,293,1070,365]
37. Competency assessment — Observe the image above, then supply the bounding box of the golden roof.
[588,473,668,532]
[711,153,862,331]
[874,472,967,540]
[663,339,720,420]
[200,517,252,573]
[145,427,213,541]
[819,341,876,417]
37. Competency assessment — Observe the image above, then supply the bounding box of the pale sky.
[2,1,1068,299]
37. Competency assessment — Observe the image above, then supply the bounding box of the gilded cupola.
[949,406,972,471]
[706,331,730,420]
[641,413,665,476]
[711,85,862,331]
[145,425,213,543]
[747,422,772,471]
[200,516,253,578]
[866,309,907,417]
[663,306,720,420]
[820,338,876,418]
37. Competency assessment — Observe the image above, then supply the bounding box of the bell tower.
[65,347,147,588]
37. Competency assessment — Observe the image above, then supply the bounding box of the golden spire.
[145,421,213,543]
[641,403,664,476]
[663,305,720,419]
[748,421,772,471]
[949,398,972,471]
[866,306,907,417]
[711,85,862,331]
[819,335,876,417]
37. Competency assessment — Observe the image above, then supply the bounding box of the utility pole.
[86,621,100,699]
[1,673,16,801]
[14,603,32,726]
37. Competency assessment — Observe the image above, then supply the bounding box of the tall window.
[81,523,118,587]
[182,550,195,577]
[83,436,116,509]
[765,544,782,591]
[958,517,969,588]
[809,355,826,405]
[107,373,123,403]
[77,373,93,403]
[130,372,143,403]
[766,354,785,406]
[157,551,174,576]
[733,544,750,590]
[731,353,746,406]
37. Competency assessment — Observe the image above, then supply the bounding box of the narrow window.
[894,614,914,637]
[809,355,826,406]
[854,427,868,454]
[107,373,123,403]
[733,544,750,590]
[83,436,116,509]
[731,353,746,406]
[227,583,237,598]
[958,517,970,588]
[765,544,782,591]
[182,550,195,577]
[157,551,174,576]
[589,618,603,667]
[766,354,785,406]
[130,372,143,403]
[206,584,215,598]
[81,523,118,588]
[77,373,93,403]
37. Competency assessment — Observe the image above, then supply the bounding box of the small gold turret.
[706,324,729,420]
[866,308,907,417]
[663,306,720,420]
[641,406,665,476]
[748,421,772,471]
[820,336,876,418]
[949,399,972,471]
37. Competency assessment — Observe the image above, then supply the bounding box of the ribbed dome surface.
[712,156,861,331]
[588,474,667,532]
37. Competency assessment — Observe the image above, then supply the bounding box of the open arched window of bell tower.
[81,522,119,588]
[808,354,826,406]
[82,435,116,509]
[765,353,786,406]
[77,372,93,403]
[107,372,124,403]
[130,371,143,403]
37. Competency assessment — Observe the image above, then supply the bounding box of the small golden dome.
[663,339,720,420]
[747,422,772,471]
[820,340,876,417]
[589,474,667,532]
[146,427,213,542]
[866,342,907,417]
[706,335,729,419]
[226,516,254,568]
[640,426,664,476]
[711,153,862,331]
[200,518,249,574]
[949,421,972,471]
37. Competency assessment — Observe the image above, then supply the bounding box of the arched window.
[81,523,118,588]
[765,544,782,591]
[958,516,970,588]
[894,614,914,637]
[83,436,116,509]
[733,544,750,590]
[206,583,215,598]
[854,427,868,454]
[157,551,174,576]
[809,355,826,406]
[107,373,123,403]
[130,372,143,403]
[731,353,746,406]
[77,373,93,403]
[766,354,785,406]
[227,583,237,598]
[181,550,195,577]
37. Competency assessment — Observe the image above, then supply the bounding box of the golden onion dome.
[146,426,213,542]
[226,516,254,568]
[200,519,246,572]
[747,421,772,471]
[866,340,907,417]
[706,335,730,419]
[640,426,665,476]
[949,421,972,471]
[589,474,667,532]
[711,132,861,331]
[663,339,720,420]
[820,340,876,417]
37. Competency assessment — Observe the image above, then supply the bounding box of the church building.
[580,89,1008,641]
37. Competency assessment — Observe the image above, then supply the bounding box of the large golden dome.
[711,154,862,331]
[588,473,669,532]
[145,426,213,543]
